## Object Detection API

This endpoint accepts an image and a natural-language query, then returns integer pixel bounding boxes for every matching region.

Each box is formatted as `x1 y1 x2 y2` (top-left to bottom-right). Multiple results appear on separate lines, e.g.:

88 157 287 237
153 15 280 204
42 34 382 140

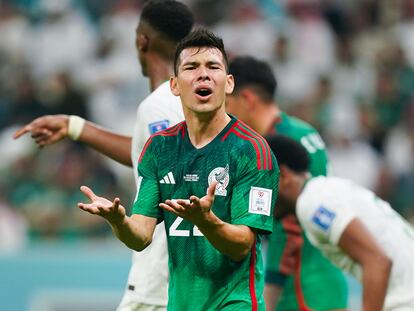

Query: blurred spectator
285 0 336 75
328 135 382 191
370 68 410 151
393 0 414 68
331 36 375 101
75 2 146 135
7 143 125 240
2 0 414 243
271 35 316 104
213 1 277 61
0 5 29 63
0 198 27 253
384 103 414 218
25 0 96 79
9 72 89 127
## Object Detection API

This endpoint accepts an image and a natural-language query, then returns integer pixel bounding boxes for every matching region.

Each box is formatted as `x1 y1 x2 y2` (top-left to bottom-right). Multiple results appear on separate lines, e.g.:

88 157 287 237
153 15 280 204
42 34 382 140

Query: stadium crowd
1 0 414 248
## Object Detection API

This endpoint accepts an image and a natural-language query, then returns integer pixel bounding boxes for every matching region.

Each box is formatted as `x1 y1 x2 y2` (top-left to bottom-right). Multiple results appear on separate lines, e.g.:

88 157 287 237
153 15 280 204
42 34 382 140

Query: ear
240 88 258 111
279 165 290 178
170 77 180 96
137 34 149 53
225 74 234 95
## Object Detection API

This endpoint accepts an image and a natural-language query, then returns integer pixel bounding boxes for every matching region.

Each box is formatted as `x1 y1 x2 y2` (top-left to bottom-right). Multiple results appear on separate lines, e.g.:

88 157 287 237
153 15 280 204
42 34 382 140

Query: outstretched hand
78 185 126 225
13 115 69 147
159 181 218 224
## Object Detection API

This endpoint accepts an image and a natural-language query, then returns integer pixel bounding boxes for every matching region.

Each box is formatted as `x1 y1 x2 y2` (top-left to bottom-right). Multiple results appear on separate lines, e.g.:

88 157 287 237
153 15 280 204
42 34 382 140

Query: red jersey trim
237 122 273 170
295 248 312 311
279 216 303 275
229 122 272 170
221 120 239 141
138 138 153 163
249 241 258 311
279 216 309 310
232 128 263 170
138 121 185 163
161 121 186 135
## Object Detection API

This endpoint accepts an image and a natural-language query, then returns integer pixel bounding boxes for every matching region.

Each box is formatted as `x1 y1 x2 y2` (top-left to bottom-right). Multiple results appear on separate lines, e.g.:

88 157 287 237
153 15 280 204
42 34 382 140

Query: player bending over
267 134 414 311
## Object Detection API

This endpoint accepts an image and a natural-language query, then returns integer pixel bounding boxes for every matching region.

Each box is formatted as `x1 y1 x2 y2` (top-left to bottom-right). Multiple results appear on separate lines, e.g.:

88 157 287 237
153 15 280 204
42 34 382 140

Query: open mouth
195 87 213 98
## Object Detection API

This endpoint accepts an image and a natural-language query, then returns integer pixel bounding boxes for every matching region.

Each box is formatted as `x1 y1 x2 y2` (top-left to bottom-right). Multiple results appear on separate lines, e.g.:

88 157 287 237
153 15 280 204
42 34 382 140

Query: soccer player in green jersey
77 30 279 310
226 56 348 311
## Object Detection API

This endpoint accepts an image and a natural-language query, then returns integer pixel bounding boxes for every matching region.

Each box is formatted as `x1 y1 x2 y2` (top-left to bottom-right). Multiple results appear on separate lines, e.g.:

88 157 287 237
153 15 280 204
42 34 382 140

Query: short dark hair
173 28 229 76
229 56 277 101
266 135 309 173
141 0 194 43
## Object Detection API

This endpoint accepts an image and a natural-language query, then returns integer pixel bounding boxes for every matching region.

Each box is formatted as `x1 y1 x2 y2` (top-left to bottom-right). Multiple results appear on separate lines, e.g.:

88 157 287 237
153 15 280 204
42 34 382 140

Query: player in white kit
266 135 414 311
13 1 194 310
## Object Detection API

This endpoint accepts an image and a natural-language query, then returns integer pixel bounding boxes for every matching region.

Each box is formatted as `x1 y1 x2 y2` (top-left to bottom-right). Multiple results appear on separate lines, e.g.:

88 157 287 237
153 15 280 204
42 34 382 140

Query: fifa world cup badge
208 164 230 196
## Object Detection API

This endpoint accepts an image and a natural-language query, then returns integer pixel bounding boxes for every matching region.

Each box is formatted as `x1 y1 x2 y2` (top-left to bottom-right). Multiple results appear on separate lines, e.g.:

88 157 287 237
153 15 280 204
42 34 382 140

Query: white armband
68 115 85 141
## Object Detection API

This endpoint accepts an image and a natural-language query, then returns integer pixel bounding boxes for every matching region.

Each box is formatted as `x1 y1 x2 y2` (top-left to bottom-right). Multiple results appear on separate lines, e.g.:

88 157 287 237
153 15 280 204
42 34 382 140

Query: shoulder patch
149 120 170 134
311 206 336 231
249 187 272 216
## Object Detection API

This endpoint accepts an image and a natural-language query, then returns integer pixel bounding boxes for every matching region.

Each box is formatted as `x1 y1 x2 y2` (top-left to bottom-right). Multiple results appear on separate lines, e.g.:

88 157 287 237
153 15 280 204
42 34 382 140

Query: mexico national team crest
208 164 230 196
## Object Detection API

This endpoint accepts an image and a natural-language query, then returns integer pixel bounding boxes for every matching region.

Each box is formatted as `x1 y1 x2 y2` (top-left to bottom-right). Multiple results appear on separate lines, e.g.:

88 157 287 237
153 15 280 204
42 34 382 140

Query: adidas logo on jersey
160 172 176 184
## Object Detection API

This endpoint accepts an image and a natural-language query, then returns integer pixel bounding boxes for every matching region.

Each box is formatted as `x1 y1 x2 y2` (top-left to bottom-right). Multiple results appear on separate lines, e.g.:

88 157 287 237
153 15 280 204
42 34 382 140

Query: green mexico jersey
266 112 348 310
133 116 279 310
273 112 328 177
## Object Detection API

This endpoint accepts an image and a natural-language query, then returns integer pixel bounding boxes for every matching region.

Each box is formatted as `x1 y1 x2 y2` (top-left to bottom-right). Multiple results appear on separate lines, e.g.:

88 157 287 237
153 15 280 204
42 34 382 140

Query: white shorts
117 293 166 311
117 223 169 311
386 307 414 311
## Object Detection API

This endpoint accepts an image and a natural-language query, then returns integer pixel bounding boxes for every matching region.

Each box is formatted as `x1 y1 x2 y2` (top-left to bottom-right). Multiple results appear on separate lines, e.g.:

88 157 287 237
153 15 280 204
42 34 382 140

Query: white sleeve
297 195 357 246
134 96 180 153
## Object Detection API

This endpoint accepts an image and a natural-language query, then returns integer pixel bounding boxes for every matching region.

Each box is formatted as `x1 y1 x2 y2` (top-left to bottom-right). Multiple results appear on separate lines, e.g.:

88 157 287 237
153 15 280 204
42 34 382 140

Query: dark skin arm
338 218 392 311
13 115 133 166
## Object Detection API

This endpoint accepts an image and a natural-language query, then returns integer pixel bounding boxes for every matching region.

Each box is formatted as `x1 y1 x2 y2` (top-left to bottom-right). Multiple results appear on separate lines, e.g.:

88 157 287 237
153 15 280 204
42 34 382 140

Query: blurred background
1 0 413 310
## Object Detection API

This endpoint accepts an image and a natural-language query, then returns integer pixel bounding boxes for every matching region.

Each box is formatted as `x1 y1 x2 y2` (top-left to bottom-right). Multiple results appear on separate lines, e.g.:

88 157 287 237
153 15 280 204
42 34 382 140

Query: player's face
171 47 234 115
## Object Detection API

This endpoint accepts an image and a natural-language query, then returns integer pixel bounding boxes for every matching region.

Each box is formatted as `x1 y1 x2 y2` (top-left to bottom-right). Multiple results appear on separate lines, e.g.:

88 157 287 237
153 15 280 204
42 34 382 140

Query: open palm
78 185 125 225
159 181 217 224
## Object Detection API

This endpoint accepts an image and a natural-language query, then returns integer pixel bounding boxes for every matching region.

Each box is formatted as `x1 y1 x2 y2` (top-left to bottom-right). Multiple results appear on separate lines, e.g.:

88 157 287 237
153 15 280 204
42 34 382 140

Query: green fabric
266 113 348 310
275 112 328 177
134 116 279 310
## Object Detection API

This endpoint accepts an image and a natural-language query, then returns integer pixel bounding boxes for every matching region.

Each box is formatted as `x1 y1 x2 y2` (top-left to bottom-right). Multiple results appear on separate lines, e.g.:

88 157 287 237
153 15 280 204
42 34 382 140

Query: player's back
274 112 328 177
298 176 414 310
268 112 348 310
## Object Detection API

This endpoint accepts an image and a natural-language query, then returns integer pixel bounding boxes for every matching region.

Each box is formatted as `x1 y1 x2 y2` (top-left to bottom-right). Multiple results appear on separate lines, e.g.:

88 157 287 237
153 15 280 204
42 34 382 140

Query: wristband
68 115 85 141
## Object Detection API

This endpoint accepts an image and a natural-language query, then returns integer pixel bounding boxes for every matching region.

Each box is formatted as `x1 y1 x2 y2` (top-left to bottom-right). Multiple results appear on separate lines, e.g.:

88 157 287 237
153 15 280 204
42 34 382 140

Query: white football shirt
297 176 414 311
123 81 183 306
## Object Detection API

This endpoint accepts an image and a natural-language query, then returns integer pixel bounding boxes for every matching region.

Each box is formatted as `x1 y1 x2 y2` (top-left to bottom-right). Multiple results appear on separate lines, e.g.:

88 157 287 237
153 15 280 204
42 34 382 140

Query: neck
185 107 231 149
146 54 173 91
291 174 308 209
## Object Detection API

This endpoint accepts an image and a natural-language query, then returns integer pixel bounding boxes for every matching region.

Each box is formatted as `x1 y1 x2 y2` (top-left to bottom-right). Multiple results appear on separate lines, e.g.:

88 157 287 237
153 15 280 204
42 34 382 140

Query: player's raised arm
13 114 69 145
338 219 392 311
13 114 133 167
78 185 157 251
